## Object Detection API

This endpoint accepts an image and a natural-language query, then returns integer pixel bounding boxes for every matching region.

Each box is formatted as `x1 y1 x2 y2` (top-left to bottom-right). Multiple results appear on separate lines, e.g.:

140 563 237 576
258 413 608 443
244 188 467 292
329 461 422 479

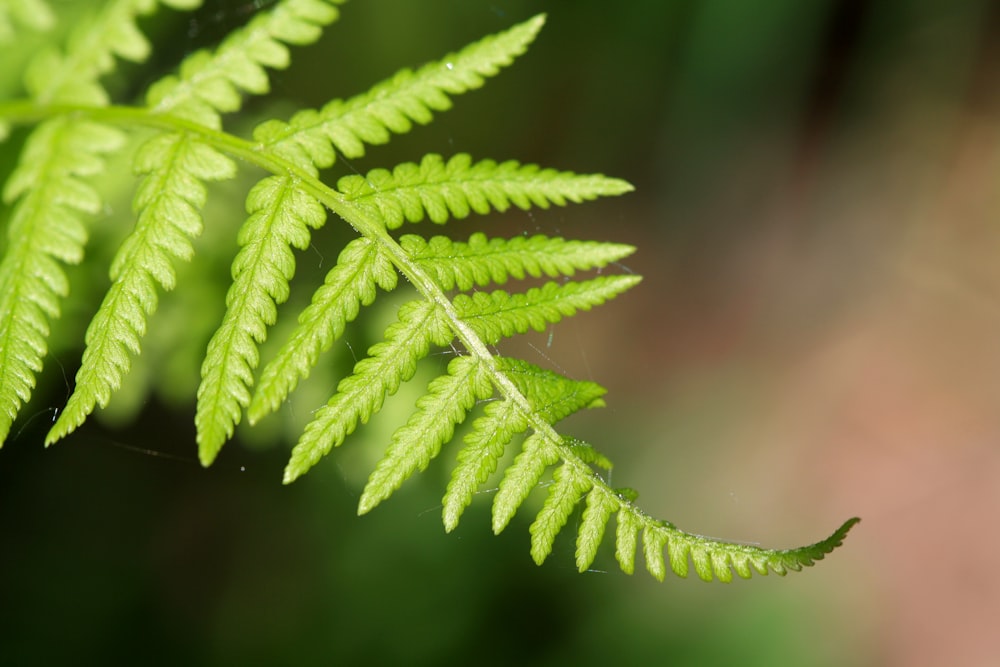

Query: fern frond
283 299 454 483
402 232 635 290
147 0 343 126
0 118 124 443
454 276 642 344
0 4 858 582
248 237 398 423
25 0 195 105
336 153 633 228
0 0 55 42
359 355 493 516
254 14 546 170
195 175 326 465
47 133 236 444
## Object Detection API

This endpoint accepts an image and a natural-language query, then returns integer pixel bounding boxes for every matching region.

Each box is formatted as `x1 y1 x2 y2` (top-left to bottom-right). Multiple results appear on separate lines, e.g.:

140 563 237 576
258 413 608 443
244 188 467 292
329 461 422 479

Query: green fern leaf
360 355 493 516
196 175 325 465
25 0 191 105
0 0 55 42
610 513 862 582
248 237 398 423
440 358 604 531
0 3 858 583
564 437 614 472
336 153 633 228
47 133 236 444
642 523 671 581
491 433 560 534
614 502 642 575
147 0 343 125
254 14 546 169
402 232 635 290
283 299 453 483
576 488 618 572
441 396 526 532
529 462 592 565
499 357 606 419
454 276 641 344
0 118 123 443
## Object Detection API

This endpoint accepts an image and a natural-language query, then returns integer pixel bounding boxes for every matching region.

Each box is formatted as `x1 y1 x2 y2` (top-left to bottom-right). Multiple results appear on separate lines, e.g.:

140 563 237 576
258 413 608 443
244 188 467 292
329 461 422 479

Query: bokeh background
2 0 1000 664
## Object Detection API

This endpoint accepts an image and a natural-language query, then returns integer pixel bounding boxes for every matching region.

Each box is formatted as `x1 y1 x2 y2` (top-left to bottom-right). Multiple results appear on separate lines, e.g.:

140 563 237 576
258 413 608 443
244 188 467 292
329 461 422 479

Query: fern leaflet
455 277 642 343
337 153 632 228
403 232 635 290
248 237 398 423
283 299 453 483
0 0 54 43
47 133 236 442
0 118 123 442
195 175 325 464
254 15 545 169
360 355 493 516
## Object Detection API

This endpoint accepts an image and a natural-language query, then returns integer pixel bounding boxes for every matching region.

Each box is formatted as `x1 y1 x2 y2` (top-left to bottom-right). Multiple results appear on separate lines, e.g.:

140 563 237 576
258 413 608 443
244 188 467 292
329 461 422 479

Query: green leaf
529 463 591 565
336 153 633 229
196 174 326 466
0 0 55 42
403 232 635 290
0 118 123 444
441 396 526 532
255 14 547 169
47 134 236 444
564 437 614 472
249 237 398 423
498 357 606 421
147 0 343 126
614 505 641 575
455 276 642 344
361 355 493 516
491 433 559 534
283 299 453 483
25 0 178 105
440 358 604 531
576 489 618 572
642 523 671 582
0 3 858 583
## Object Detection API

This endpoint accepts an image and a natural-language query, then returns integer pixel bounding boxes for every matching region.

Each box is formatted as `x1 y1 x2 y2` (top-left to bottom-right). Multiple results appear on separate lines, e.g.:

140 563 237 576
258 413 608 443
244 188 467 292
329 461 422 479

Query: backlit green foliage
0 0 857 581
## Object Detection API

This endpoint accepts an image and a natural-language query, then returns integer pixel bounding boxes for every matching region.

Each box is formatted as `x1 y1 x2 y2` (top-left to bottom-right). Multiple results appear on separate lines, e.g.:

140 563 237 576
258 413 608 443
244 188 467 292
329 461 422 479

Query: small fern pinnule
0 0 858 582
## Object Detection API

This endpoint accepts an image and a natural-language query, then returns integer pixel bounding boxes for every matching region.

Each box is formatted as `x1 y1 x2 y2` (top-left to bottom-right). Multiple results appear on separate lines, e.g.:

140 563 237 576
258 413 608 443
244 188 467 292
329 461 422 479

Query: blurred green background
3 0 1000 664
